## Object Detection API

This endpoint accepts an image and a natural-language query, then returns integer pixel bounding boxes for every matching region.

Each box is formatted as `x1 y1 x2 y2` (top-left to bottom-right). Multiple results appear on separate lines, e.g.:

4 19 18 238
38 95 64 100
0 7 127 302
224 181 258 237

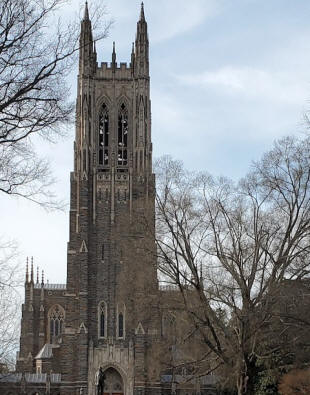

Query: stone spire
30 257 34 283
79 1 95 76
25 257 29 283
83 1 89 21
112 41 116 71
135 3 149 77
131 42 135 70
140 2 145 21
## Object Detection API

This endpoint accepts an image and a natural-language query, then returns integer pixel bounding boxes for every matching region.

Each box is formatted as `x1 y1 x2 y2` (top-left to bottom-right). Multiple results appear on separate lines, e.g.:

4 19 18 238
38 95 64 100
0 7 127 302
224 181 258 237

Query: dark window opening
118 104 128 166
99 104 109 165
104 149 109 166
50 319 53 338
55 319 59 335
118 313 124 338
99 150 103 166
49 305 64 340
99 302 106 338
101 244 104 260
83 149 87 171
100 312 105 337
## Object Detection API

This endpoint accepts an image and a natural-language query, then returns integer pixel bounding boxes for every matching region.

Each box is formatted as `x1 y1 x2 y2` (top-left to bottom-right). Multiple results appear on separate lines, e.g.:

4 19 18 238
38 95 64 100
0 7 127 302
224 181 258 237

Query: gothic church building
0 4 217 395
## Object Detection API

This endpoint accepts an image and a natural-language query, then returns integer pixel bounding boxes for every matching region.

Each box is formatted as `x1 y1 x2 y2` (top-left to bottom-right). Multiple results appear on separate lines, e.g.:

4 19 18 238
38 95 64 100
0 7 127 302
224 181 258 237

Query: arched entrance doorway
103 367 124 395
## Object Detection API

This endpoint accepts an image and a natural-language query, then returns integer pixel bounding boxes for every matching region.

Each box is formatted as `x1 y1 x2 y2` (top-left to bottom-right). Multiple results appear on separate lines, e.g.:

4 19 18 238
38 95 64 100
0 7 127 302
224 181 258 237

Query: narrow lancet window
118 313 124 338
99 104 109 166
118 103 128 166
98 301 107 338
100 311 105 337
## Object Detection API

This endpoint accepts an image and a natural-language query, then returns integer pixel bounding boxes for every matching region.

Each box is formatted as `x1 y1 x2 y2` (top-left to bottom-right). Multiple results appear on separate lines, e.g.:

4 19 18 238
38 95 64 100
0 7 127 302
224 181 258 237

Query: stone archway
88 343 134 395
103 367 124 395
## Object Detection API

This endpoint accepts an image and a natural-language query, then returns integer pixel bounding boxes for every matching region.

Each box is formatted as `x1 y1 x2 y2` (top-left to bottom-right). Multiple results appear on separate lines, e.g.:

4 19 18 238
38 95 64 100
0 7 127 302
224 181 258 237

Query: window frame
98 301 107 339
116 303 126 339
48 304 65 343
98 103 109 166
117 103 128 167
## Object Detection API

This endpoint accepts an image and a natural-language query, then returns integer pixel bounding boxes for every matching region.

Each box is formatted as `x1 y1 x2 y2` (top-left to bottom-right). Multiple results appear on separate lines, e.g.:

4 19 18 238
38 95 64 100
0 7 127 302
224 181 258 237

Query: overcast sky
1 0 310 284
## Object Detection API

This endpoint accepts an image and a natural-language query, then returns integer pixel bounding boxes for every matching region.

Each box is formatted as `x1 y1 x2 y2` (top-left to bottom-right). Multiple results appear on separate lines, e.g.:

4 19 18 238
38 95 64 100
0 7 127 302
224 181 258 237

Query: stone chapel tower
65 2 161 394
14 4 162 395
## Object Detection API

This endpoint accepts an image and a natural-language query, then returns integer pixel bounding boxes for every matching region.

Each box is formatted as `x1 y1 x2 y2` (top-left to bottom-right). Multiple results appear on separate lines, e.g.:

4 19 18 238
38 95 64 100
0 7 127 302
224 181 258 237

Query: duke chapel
0 4 217 395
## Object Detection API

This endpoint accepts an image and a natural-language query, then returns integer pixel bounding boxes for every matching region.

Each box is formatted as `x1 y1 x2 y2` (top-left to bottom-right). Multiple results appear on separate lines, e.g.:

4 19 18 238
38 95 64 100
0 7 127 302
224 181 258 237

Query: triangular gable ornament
135 322 145 335
78 322 88 334
80 240 88 253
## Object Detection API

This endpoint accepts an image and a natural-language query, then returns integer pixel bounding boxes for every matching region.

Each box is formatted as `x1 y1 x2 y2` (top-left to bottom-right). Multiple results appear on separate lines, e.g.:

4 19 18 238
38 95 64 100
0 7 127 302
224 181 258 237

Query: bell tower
63 3 160 394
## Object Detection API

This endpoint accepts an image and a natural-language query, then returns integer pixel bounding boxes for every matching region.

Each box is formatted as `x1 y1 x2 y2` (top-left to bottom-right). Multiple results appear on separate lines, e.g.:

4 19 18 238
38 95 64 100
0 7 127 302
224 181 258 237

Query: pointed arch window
116 303 125 339
98 301 107 338
118 103 128 166
48 305 65 343
99 104 109 166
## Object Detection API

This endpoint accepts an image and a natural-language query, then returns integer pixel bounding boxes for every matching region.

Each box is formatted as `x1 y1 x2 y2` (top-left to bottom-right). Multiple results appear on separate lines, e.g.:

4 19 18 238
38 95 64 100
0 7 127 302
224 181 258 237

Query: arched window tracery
48 305 65 342
98 103 109 166
98 301 107 338
118 103 128 166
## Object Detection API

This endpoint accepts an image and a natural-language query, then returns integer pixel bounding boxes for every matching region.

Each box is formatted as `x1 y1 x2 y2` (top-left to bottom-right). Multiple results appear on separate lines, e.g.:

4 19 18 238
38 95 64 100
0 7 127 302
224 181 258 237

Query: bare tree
0 240 22 370
155 136 310 395
0 0 111 208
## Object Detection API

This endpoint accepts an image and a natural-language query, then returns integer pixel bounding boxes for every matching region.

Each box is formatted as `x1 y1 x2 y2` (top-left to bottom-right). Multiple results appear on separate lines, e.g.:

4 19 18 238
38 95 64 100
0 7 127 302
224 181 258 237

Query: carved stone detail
88 343 134 395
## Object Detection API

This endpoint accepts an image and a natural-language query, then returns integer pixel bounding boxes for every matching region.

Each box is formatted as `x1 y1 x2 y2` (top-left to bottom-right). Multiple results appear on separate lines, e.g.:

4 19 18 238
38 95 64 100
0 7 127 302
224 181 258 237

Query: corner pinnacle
30 257 34 282
84 1 89 21
140 2 145 21
25 257 29 283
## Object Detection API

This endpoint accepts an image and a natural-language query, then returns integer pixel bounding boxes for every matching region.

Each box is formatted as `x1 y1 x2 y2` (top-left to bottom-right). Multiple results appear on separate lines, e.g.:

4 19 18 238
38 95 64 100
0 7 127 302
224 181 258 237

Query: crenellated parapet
96 62 133 80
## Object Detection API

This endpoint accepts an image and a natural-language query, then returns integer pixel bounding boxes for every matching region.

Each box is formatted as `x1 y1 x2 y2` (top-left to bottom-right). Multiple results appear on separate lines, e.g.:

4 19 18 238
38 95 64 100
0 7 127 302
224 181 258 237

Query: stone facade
0 4 217 395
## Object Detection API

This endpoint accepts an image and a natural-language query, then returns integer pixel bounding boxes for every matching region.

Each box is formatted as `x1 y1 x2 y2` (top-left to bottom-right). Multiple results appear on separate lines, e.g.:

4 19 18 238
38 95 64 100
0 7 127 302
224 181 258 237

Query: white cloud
176 66 309 105
147 0 221 42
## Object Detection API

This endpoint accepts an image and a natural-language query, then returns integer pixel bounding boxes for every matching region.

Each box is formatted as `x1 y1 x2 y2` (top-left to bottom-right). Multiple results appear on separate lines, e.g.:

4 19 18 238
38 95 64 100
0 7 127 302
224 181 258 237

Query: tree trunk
237 369 249 395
